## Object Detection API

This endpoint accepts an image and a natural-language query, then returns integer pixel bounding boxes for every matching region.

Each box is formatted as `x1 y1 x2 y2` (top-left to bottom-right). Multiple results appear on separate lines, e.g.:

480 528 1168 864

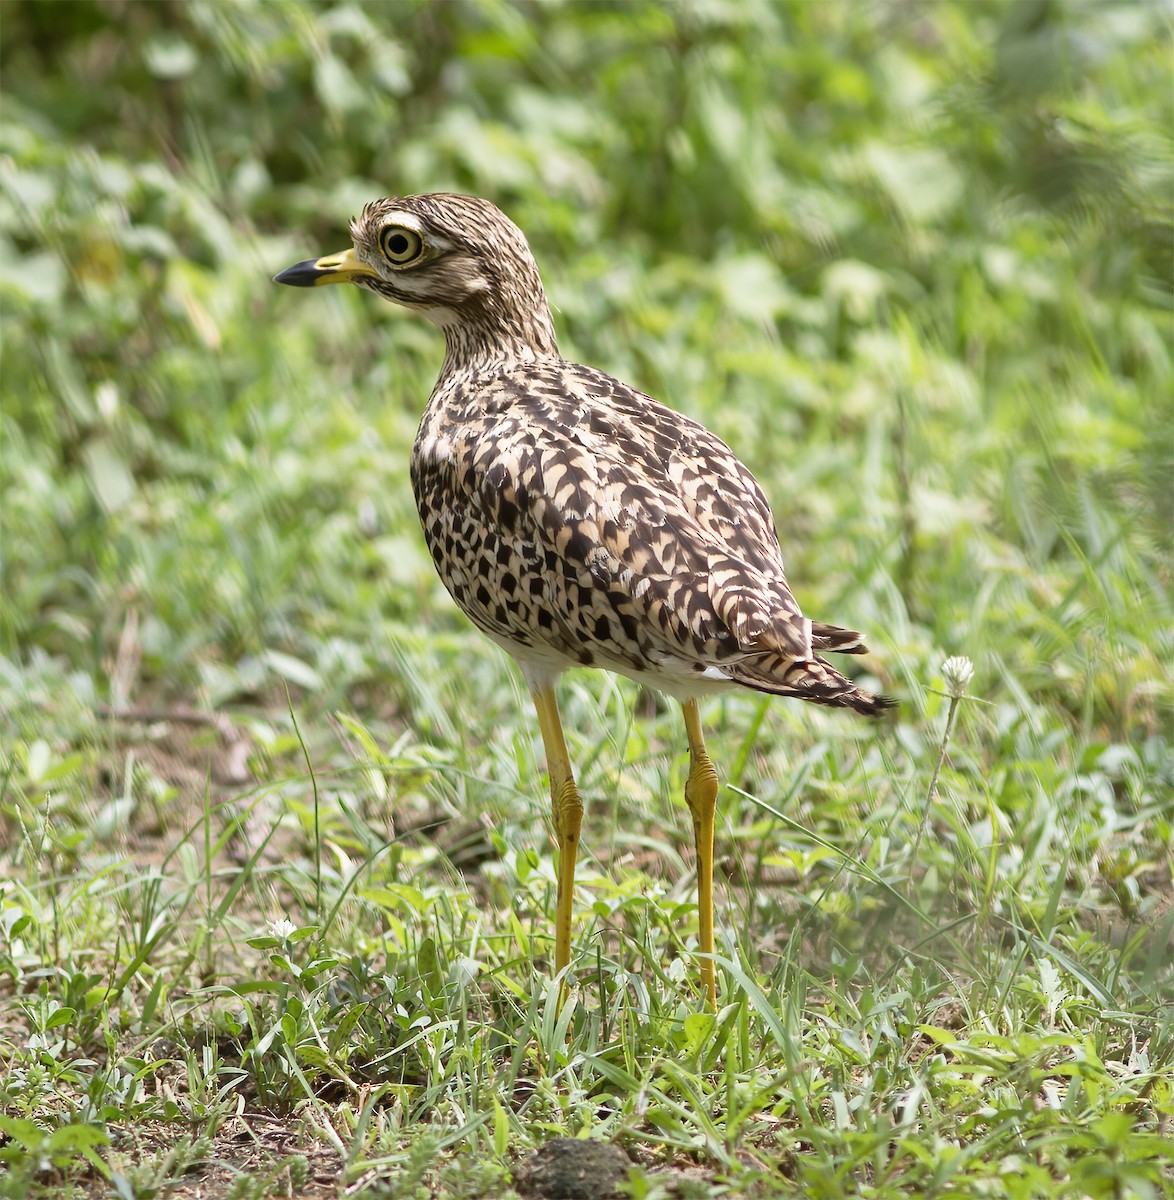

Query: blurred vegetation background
3 0 1170 738
1 1 1172 1194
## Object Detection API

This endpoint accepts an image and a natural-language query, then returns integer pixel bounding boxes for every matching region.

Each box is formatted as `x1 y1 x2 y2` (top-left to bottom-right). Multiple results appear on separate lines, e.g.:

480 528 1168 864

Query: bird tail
727 646 895 717
810 621 870 655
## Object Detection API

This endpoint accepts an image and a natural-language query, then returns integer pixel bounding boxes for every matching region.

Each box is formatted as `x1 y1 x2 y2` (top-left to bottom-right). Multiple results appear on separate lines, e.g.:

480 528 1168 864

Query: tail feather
727 650 896 717
810 621 869 655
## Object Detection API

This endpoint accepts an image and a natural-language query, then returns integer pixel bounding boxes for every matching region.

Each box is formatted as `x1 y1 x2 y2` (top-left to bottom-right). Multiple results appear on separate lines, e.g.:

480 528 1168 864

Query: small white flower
941 656 975 699
267 917 297 941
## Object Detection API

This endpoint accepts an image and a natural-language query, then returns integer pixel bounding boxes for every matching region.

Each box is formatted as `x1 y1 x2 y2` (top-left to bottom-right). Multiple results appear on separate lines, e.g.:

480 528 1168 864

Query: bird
274 193 893 1006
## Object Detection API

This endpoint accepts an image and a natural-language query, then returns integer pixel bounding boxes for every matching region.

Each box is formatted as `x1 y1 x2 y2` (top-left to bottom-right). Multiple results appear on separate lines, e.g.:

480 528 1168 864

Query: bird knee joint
552 778 583 830
686 759 719 809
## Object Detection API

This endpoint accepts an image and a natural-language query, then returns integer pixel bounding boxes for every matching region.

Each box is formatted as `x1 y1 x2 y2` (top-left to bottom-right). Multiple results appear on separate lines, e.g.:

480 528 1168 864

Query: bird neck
437 324 557 380
435 263 560 379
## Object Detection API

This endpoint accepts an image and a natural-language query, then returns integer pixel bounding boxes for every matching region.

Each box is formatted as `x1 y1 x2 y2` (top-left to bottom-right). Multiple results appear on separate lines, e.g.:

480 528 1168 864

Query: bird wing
412 361 814 676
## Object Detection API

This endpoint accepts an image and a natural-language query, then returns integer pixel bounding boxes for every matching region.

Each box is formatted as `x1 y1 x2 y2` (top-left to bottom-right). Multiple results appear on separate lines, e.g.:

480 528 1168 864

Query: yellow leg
682 698 719 1006
531 685 584 983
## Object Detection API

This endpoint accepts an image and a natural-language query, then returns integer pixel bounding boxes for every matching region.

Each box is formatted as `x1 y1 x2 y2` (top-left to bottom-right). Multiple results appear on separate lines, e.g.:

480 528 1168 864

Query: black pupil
388 233 411 256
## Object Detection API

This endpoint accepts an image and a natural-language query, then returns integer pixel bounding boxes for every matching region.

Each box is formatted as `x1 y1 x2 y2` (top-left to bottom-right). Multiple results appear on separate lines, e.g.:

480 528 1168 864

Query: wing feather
410 361 892 716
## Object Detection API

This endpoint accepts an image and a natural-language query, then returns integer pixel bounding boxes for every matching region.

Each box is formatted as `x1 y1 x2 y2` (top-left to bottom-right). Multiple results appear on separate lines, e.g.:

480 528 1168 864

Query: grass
2 536 1170 1197
2 1 1172 1197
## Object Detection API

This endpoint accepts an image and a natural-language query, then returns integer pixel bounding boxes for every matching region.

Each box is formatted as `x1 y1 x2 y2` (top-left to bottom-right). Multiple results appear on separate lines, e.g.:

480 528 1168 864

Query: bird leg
682 698 719 1006
530 686 584 984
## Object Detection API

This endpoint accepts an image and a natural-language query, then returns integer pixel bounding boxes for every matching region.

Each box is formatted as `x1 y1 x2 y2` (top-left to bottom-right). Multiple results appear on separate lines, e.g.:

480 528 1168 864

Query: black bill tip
273 259 328 287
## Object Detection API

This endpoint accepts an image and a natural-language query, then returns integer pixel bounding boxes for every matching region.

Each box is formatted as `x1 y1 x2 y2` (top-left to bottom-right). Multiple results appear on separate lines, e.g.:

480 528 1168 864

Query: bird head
274 193 558 362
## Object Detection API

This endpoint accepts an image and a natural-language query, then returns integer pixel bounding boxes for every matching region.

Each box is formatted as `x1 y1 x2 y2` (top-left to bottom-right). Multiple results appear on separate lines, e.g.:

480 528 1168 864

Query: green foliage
0 1116 108 1197
1 1 1171 1197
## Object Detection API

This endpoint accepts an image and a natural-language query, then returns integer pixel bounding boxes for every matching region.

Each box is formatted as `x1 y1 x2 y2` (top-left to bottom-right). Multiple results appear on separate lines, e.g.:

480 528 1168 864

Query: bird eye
380 225 424 265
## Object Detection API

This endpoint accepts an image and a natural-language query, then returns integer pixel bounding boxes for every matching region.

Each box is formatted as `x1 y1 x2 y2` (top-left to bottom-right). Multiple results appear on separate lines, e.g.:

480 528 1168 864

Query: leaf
0 249 65 305
314 54 366 114
492 1097 509 1159
362 884 429 912
336 713 385 762
330 1002 369 1053
245 936 281 950
24 739 51 784
84 986 115 1011
262 650 323 691
295 1043 331 1070
144 36 197 80
35 750 85 784
866 143 963 222
46 1007 77 1029
918 1024 959 1047
82 437 135 513
822 259 891 323
682 1011 716 1058
716 255 793 320
417 936 443 997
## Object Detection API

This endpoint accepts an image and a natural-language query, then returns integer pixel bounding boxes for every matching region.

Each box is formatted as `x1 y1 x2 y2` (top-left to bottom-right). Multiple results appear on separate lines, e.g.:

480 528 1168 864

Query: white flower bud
941 656 975 698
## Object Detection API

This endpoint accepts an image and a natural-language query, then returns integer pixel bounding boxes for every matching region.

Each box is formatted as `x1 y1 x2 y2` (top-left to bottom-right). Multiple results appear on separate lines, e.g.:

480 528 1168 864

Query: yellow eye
380 225 424 265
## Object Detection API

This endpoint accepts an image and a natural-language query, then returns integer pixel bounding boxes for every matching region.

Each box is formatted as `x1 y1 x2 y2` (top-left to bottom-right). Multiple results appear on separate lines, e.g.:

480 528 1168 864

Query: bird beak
273 247 377 288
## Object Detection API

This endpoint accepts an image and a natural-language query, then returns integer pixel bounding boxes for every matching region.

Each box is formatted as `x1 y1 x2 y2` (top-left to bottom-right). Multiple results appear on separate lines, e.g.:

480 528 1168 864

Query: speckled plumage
411 356 884 709
275 193 893 1002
